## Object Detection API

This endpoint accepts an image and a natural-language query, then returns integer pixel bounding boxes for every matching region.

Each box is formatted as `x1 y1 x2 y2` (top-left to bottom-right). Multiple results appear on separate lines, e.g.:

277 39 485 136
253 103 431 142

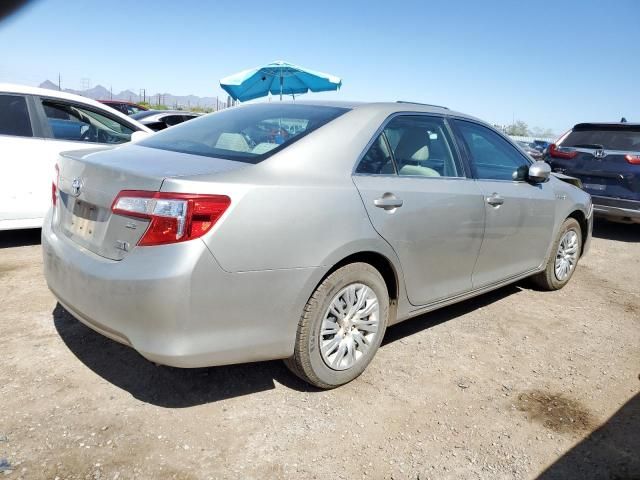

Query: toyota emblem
71 178 83 197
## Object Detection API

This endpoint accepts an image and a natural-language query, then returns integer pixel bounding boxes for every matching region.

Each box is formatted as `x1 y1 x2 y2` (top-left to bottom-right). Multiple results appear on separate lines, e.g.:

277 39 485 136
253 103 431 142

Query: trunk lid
54 144 247 260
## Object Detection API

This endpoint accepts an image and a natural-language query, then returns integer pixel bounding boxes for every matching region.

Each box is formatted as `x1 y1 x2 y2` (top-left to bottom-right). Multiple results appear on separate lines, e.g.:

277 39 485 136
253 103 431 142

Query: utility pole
110 85 113 100
58 73 61 91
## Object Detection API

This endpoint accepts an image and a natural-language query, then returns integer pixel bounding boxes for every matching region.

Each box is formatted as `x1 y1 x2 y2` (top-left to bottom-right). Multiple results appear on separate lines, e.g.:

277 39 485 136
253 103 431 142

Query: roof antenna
621 117 627 123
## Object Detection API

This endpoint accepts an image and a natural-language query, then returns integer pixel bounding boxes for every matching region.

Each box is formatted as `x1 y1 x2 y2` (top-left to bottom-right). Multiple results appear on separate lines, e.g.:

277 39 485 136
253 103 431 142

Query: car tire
531 218 582 291
284 262 389 389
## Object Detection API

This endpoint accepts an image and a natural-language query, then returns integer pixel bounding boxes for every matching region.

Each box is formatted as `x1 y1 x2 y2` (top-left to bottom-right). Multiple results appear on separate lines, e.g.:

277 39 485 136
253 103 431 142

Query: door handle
374 194 403 210
486 193 504 206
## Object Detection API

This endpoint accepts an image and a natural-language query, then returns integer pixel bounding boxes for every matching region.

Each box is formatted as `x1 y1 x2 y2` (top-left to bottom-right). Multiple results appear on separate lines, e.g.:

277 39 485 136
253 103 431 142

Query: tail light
625 154 640 165
112 191 231 246
52 164 59 206
548 143 578 159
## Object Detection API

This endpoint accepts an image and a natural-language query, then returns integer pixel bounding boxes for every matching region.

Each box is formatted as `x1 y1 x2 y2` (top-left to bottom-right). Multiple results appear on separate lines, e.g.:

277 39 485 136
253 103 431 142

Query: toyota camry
43 101 592 388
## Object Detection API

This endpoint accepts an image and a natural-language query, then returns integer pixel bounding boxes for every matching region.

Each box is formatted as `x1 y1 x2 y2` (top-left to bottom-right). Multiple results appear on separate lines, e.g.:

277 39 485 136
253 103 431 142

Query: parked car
131 110 201 131
517 141 544 160
99 100 148 116
0 83 152 231
545 122 640 223
43 102 592 388
532 140 550 152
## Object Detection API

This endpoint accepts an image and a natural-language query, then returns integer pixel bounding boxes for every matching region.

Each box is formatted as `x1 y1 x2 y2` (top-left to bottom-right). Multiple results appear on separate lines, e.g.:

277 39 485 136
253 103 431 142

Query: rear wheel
531 218 582 291
285 263 389 389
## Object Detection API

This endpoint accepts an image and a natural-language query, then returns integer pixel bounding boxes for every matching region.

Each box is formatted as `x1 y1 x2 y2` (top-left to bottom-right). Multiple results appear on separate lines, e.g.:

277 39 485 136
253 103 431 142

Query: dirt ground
1 221 638 480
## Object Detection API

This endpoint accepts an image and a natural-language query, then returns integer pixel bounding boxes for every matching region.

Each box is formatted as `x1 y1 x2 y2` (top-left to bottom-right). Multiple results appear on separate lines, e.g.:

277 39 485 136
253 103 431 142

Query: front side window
453 120 530 181
139 104 348 164
356 115 462 177
0 94 33 137
42 100 134 144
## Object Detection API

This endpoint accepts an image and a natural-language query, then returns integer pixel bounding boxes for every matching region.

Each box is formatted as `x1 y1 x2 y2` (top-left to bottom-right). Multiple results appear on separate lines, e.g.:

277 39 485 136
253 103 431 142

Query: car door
352 115 485 306
0 93 56 226
451 119 556 287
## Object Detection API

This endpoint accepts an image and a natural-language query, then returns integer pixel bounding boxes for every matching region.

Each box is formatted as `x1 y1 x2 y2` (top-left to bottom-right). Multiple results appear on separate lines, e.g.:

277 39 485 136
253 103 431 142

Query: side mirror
528 161 551 184
130 130 151 143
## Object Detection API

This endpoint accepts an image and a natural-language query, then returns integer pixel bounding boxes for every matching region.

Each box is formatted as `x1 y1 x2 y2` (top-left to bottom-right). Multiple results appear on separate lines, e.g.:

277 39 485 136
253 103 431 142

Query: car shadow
537 393 640 479
52 303 317 407
0 228 41 249
53 284 522 407
383 284 521 346
592 219 640 242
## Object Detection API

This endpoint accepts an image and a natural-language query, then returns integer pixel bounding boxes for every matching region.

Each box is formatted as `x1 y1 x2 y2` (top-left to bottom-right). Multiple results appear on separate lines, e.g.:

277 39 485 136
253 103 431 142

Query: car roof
131 109 200 120
573 122 640 129
99 100 143 106
243 100 477 122
0 83 154 132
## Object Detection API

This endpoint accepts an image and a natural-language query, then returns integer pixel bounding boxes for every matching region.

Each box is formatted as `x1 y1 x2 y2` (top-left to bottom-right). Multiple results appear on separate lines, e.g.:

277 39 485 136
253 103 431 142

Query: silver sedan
43 101 592 388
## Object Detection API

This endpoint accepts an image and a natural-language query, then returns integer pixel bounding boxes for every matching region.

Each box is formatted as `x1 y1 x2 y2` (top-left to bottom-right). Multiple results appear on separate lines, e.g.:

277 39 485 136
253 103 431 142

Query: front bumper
592 195 640 223
42 212 321 368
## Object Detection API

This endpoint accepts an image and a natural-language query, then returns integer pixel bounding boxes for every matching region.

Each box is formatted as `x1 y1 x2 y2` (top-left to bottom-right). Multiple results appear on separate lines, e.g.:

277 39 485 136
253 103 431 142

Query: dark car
130 110 201 131
517 141 544 160
545 122 640 223
99 100 148 116
531 140 550 153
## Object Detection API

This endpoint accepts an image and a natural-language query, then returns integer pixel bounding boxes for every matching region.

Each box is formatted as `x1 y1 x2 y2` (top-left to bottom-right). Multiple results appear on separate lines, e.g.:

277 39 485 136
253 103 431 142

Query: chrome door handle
486 193 504 206
374 194 403 210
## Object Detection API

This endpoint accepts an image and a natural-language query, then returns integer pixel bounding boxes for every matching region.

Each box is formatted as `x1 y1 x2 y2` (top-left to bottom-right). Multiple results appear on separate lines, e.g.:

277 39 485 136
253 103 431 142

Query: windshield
138 103 349 163
131 110 160 120
562 125 640 151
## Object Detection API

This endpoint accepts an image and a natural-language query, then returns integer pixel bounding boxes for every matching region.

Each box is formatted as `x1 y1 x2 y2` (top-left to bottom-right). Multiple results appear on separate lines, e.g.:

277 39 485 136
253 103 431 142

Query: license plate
68 201 98 238
583 183 606 191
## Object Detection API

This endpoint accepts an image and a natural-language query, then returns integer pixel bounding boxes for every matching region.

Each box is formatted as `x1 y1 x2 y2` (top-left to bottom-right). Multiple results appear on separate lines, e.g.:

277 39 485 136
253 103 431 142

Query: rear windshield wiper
569 143 605 149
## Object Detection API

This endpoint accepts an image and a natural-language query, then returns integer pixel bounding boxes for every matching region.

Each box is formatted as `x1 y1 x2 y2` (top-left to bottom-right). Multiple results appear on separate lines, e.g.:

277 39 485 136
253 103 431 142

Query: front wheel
531 217 582 291
285 263 389 389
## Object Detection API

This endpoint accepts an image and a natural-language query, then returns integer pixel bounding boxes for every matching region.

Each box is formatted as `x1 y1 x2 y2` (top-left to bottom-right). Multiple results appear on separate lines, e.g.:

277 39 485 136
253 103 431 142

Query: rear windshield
138 104 349 163
562 125 640 151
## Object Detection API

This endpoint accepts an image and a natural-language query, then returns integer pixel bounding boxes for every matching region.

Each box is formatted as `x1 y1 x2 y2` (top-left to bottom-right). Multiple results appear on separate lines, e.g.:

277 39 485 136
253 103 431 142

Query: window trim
0 92 39 139
449 117 533 183
35 95 142 143
352 112 470 179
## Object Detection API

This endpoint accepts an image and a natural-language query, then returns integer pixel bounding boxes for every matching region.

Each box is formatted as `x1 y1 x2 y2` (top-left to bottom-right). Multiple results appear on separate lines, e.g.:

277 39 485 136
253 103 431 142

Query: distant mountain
38 80 226 109
39 80 58 90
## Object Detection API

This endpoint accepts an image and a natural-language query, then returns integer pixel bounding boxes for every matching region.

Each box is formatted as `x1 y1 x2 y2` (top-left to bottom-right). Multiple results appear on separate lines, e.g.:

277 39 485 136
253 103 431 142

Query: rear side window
356 115 462 177
561 126 640 151
0 94 32 137
162 115 185 126
356 134 395 174
138 104 349 163
42 100 134 144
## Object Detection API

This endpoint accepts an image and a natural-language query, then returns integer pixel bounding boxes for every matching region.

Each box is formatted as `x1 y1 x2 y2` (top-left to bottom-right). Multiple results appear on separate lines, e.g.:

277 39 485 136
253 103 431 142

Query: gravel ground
1 220 639 480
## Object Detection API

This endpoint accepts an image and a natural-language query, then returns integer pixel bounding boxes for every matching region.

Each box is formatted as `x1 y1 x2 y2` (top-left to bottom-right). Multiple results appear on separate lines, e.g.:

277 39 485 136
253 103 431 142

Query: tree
530 126 556 138
505 120 529 136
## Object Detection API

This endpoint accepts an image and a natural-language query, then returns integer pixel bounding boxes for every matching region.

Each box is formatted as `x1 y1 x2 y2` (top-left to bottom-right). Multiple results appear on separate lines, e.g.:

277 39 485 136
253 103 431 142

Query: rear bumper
42 212 321 368
592 196 640 223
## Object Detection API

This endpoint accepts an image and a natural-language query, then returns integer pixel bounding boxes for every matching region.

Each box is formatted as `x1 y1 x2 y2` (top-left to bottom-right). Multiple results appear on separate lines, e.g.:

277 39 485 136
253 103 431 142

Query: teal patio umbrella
220 60 342 102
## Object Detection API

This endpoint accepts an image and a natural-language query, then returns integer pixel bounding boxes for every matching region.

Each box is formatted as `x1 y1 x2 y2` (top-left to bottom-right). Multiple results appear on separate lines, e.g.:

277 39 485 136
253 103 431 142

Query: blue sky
1 0 638 133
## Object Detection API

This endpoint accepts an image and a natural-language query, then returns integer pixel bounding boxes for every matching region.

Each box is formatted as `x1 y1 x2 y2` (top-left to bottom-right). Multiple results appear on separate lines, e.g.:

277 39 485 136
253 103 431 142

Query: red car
99 100 148 116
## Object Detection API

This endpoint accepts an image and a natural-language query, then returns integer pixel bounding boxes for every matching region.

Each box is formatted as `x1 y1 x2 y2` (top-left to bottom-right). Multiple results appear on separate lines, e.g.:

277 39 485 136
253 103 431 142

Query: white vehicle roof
0 83 153 133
